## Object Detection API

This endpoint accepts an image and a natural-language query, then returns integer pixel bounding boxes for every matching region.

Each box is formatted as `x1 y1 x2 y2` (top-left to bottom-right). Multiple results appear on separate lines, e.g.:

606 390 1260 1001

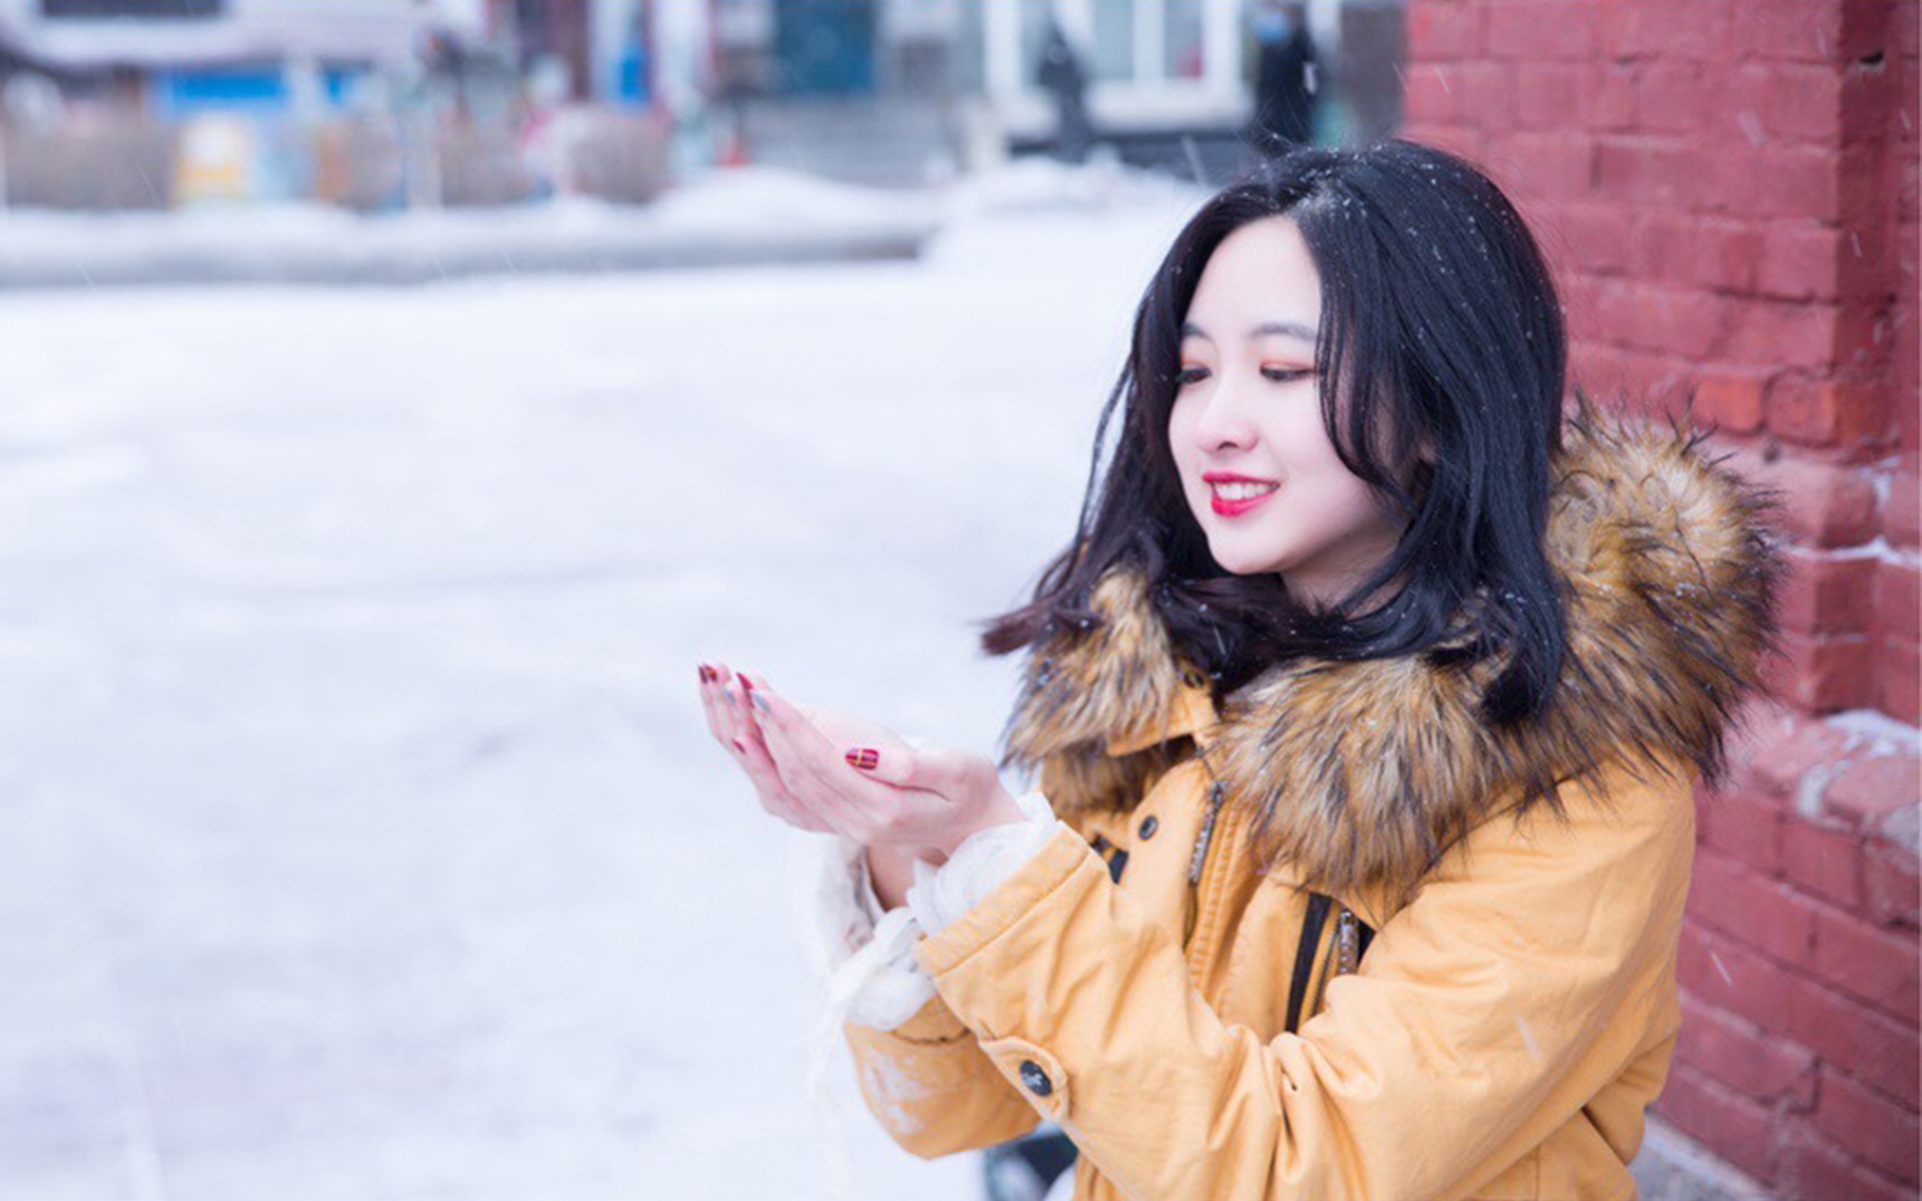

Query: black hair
976 137 1574 728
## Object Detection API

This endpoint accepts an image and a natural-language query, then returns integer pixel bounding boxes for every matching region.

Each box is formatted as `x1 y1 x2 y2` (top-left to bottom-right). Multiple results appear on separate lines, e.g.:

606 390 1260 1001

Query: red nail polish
698 664 712 683
846 748 879 770
740 675 755 694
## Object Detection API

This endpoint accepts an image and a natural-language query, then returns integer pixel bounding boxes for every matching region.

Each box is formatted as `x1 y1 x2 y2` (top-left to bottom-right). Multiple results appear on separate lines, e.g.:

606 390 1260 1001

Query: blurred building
0 0 1414 205
712 0 1406 189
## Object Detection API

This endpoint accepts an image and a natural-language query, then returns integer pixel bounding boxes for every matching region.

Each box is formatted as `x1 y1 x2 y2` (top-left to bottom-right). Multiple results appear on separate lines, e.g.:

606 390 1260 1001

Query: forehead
1184 215 1321 334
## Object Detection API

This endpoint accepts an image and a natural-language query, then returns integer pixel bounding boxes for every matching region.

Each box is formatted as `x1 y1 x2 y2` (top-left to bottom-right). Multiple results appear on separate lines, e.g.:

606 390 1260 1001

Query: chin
1206 537 1289 577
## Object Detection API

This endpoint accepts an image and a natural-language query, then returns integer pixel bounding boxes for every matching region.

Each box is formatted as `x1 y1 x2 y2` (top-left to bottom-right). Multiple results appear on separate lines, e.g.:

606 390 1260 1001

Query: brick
1486 1 1595 61
1501 132 1595 202
1776 1124 1866 1201
1765 630 1876 713
1810 1067 1922 1185
1406 64 1463 126
1690 370 1769 435
1731 1 1846 64
1597 139 1696 207
1722 146 1842 222
1757 224 1845 302
1875 561 1920 645
1458 61 1513 129
1562 204 1631 275
1407 2 1480 61
1765 64 1847 143
1767 376 1896 454
1864 840 1921 929
1724 448 1878 549
1777 551 1876 636
1724 299 1857 371
1605 1 1730 62
1825 753 1922 829
1740 708 1851 802
1849 1166 1917 1201
1785 976 1922 1110
1629 287 1730 359
1689 222 1764 294
1886 461 1920 549
1580 62 1637 131
1687 846 1819 963
1514 63 1583 130
1810 901 1921 1023
1784 817 1867 910
1877 637 1919 730
1716 65 1772 150
1653 1064 1776 1184
1681 924 1791 1031
1699 788 1786 874
1636 61 1711 135
1676 995 1817 1107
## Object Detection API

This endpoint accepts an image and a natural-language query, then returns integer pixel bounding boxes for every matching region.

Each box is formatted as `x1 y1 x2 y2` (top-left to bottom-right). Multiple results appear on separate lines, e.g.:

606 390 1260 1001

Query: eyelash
1176 366 1314 386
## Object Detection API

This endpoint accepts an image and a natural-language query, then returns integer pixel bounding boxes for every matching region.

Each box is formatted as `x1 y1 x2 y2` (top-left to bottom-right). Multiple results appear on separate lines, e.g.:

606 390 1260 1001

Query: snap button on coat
1019 1059 1053 1097
1137 815 1158 839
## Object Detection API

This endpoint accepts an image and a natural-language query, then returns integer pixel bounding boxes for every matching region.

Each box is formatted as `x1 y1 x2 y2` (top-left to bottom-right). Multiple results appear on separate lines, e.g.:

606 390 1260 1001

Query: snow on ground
0 160 1211 1199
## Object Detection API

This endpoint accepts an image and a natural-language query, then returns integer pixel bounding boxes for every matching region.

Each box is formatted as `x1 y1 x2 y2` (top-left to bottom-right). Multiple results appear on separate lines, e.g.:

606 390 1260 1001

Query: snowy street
0 162 1209 1200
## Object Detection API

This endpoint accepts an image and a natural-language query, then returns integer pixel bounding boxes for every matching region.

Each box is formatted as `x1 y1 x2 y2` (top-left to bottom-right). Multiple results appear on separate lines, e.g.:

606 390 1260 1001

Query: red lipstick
1203 471 1280 518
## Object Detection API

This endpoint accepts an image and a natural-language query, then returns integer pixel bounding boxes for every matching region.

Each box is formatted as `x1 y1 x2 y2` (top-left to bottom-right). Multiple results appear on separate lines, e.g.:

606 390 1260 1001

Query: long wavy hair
976 137 1576 728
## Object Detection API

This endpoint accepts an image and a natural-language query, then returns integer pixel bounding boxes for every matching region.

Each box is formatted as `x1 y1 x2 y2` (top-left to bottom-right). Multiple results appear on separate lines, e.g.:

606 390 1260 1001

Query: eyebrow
1181 320 1319 344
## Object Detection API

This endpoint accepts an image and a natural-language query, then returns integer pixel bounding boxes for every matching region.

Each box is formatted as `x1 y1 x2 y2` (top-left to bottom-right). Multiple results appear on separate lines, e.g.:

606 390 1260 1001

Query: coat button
1018 1059 1053 1097
1138 815 1158 840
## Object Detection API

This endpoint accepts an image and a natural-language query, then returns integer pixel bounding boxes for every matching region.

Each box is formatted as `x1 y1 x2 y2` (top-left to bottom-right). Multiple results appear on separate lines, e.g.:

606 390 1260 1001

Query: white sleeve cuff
810 765 1061 1032
904 786 1061 938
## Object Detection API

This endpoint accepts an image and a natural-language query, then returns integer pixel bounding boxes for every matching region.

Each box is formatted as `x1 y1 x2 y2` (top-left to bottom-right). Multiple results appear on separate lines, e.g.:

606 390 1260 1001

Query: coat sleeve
909 759 1699 1200
829 792 1062 1159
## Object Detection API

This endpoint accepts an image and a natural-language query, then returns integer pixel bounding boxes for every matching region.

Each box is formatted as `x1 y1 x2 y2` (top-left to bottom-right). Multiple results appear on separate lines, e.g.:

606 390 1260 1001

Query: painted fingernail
846 748 879 770
698 664 711 682
740 675 756 695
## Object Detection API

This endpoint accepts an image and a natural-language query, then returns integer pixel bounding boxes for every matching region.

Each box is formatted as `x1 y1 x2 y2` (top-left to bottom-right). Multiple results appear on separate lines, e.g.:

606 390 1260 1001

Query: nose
1188 379 1257 454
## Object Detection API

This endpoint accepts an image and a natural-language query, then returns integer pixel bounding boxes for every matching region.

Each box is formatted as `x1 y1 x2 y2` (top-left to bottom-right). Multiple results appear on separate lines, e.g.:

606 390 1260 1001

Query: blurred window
1164 0 1204 79
42 0 223 17
1090 0 1134 81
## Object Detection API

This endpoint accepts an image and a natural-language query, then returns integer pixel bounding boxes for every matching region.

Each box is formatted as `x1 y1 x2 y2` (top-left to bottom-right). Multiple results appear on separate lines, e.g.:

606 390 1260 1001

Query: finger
846 741 992 803
751 678 953 845
696 662 737 748
748 677 873 824
710 664 836 834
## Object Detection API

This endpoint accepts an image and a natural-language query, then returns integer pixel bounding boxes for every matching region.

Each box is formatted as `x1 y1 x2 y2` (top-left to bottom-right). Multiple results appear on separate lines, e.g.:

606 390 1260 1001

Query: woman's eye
1176 365 1312 387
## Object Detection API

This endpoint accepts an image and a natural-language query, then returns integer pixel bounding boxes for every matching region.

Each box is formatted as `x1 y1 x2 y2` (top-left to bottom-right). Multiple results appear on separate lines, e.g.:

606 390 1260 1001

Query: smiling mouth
1209 480 1279 516
1210 481 1279 501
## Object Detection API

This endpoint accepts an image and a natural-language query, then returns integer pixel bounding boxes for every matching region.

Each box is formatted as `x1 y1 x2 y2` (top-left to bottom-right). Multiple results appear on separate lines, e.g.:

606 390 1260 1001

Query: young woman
695 138 1787 1201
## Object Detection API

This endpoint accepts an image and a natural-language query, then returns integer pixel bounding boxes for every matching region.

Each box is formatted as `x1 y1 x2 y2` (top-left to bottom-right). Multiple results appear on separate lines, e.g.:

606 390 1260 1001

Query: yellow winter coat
843 406 1786 1201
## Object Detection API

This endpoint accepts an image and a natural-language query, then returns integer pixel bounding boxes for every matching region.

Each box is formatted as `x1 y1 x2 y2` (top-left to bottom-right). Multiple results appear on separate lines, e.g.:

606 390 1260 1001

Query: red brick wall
1403 2 1920 1197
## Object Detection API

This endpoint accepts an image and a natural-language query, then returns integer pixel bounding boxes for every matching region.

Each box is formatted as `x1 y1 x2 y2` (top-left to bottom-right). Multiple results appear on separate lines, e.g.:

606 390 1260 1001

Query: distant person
1036 20 1095 164
1250 1 1318 154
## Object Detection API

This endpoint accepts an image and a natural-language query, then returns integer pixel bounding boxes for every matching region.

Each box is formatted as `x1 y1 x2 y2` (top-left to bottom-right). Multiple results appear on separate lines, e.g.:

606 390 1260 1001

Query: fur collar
998 402 1789 913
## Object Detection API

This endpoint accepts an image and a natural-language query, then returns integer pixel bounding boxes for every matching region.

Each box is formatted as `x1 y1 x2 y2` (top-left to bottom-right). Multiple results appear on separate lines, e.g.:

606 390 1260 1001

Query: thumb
846 736 989 798
840 731 943 789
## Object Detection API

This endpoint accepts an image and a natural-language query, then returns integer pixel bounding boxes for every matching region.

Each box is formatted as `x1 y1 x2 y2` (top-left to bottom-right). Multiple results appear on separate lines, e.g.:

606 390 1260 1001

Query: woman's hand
698 662 1026 859
696 661 835 834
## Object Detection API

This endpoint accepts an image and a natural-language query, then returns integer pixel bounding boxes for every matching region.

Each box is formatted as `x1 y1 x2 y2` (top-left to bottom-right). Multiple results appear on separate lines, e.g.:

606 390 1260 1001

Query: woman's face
1168 214 1412 608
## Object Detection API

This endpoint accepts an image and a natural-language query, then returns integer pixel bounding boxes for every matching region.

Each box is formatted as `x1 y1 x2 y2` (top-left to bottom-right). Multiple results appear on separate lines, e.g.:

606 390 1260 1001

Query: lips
1203 471 1280 517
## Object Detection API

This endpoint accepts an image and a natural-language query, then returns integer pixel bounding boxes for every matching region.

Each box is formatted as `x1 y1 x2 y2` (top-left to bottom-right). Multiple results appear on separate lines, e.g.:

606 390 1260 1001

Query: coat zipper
1181 781 1228 950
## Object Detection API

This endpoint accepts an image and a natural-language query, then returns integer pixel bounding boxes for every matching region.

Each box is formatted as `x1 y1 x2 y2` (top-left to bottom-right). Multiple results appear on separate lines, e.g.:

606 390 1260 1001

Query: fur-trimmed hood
998 402 1790 911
